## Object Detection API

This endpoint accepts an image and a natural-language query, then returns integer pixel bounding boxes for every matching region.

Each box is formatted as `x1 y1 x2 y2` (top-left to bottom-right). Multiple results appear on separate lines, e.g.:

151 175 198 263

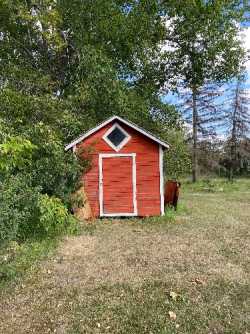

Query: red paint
102 156 134 214
77 120 162 217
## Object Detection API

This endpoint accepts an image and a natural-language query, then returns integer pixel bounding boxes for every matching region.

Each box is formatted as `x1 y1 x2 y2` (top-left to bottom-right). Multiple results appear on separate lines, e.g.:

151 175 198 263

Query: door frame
99 153 137 217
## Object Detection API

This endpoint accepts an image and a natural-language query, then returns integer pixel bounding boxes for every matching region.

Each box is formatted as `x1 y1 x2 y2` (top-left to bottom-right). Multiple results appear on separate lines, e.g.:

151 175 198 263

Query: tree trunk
229 81 239 181
229 131 237 181
192 87 198 182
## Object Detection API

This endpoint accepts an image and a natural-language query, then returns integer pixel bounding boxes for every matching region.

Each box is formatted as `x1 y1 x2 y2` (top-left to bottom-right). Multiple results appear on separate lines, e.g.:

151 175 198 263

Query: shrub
38 194 78 237
0 175 40 246
0 175 78 246
25 123 87 206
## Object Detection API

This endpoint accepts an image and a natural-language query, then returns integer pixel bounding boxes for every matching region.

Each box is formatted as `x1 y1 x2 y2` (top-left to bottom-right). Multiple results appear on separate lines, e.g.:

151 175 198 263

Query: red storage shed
65 116 169 218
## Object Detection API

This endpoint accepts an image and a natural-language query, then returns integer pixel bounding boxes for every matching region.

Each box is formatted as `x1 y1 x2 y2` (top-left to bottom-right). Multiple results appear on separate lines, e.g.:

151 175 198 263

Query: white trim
159 145 164 216
99 154 104 216
100 153 136 158
101 212 137 217
102 123 131 152
65 115 169 150
132 153 137 216
99 153 137 217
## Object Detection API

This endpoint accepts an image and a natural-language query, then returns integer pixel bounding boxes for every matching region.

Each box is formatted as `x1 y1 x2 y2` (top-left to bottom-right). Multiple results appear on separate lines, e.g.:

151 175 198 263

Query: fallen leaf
169 291 178 301
192 278 205 285
168 311 177 320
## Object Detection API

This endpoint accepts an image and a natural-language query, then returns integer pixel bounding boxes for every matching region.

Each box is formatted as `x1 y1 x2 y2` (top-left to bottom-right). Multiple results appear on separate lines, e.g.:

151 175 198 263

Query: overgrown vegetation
0 136 82 246
0 1 191 249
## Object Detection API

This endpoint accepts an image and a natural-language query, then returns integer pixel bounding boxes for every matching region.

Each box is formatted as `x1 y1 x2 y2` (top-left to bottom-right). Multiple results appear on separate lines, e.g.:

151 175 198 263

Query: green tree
164 129 191 179
161 0 248 182
0 137 37 174
0 0 179 139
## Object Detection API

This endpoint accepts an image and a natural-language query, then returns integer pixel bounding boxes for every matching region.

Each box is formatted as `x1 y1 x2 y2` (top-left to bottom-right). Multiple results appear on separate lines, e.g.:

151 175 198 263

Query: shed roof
65 115 169 151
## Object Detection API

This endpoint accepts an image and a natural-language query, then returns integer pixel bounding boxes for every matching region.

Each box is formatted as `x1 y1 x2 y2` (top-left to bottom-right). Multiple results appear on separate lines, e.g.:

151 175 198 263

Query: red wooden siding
102 156 134 214
78 120 161 217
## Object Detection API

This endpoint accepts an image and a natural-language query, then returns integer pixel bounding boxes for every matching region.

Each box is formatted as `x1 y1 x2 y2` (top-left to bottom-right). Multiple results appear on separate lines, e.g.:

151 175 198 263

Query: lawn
0 179 249 334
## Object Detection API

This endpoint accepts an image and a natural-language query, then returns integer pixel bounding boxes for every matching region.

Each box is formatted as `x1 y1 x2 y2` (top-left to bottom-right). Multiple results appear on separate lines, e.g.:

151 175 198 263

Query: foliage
0 175 40 245
0 136 37 174
164 130 191 179
0 0 176 135
24 123 84 203
161 1 247 90
0 174 78 246
38 194 78 237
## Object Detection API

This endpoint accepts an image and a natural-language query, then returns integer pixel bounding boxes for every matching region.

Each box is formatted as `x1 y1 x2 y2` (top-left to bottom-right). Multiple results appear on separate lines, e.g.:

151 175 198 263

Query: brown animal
164 180 181 210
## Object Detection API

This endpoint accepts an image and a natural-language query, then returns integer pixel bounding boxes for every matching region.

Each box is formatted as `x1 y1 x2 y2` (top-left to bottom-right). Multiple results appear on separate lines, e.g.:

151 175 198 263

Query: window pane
107 127 126 147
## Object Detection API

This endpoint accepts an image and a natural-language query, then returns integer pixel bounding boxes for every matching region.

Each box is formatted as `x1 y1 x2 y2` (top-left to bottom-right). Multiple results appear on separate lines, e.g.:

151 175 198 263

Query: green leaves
164 129 191 178
161 0 247 89
0 136 37 173
38 194 77 236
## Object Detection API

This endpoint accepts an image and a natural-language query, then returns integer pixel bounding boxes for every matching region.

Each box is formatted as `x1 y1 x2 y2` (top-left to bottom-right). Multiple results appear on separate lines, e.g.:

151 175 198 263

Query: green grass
182 177 250 193
70 280 249 334
0 237 59 290
67 179 250 334
0 178 249 334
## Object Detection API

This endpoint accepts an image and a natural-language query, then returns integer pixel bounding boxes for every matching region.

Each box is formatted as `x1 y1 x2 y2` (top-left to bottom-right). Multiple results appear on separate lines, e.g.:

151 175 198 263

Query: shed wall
77 120 161 217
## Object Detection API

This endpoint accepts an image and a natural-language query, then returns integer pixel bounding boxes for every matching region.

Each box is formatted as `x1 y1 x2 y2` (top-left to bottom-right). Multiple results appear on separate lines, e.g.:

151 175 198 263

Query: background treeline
0 1 249 246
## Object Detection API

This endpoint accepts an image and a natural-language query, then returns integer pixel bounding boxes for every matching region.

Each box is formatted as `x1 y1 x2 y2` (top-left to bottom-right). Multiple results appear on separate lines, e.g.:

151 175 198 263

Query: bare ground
0 190 249 333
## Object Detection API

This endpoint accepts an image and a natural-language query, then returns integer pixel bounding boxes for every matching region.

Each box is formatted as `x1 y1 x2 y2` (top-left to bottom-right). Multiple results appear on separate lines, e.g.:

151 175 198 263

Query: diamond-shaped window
107 127 126 147
103 124 130 151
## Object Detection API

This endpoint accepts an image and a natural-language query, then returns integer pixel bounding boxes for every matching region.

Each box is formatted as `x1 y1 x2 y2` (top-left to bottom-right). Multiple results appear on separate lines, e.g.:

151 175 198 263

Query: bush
0 125 87 247
0 175 40 245
38 194 78 237
25 124 83 205
0 175 78 246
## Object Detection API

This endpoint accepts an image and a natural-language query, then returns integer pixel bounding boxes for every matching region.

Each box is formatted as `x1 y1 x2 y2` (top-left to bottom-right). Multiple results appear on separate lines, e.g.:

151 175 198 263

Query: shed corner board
159 145 164 216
